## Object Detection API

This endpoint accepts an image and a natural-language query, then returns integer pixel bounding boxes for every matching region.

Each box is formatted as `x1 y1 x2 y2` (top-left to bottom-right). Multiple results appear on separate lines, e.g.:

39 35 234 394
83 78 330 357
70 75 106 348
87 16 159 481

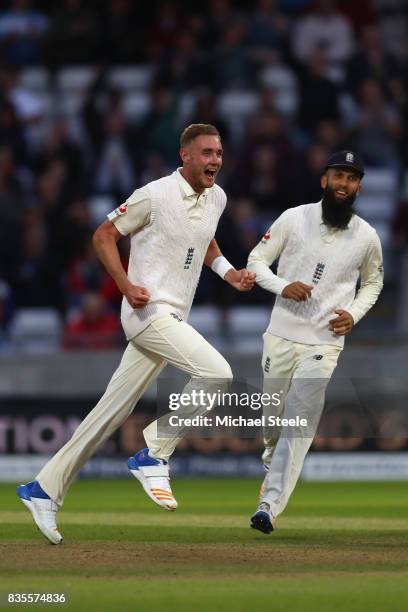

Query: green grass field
1 479 408 611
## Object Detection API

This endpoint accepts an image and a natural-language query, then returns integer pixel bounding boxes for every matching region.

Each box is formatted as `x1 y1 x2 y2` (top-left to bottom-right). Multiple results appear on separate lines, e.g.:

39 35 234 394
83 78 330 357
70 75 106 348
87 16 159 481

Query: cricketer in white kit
248 150 384 534
17 124 255 544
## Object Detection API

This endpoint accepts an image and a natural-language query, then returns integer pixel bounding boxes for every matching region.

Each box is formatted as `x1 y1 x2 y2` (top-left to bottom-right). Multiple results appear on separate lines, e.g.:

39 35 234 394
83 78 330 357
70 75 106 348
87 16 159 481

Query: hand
329 309 354 336
281 282 314 301
123 282 150 308
225 268 256 292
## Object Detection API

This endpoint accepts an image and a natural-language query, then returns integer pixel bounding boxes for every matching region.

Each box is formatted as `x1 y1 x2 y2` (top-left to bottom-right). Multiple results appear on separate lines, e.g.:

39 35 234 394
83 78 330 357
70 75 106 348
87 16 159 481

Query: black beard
321 186 357 230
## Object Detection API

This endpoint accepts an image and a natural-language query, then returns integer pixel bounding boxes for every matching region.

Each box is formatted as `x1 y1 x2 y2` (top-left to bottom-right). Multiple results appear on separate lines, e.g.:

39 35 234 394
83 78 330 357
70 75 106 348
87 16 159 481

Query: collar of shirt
174 168 209 202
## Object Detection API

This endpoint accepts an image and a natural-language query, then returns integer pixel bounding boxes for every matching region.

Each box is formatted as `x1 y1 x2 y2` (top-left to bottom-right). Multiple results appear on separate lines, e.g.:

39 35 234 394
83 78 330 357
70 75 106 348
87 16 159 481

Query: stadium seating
9 309 62 353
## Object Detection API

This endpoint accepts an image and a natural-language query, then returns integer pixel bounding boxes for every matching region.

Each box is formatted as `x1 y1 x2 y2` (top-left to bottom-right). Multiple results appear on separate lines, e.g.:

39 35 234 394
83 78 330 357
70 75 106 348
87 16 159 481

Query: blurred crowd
0 0 407 350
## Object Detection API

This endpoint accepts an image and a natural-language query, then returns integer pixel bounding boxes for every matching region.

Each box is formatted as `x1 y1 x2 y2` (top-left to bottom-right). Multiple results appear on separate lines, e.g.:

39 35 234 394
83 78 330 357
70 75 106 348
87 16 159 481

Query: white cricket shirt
248 201 383 347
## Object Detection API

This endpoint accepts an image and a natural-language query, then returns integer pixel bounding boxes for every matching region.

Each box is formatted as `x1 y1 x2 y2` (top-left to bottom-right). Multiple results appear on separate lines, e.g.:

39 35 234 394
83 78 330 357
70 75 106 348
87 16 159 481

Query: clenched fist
329 309 354 336
225 268 256 292
123 282 150 308
281 282 314 301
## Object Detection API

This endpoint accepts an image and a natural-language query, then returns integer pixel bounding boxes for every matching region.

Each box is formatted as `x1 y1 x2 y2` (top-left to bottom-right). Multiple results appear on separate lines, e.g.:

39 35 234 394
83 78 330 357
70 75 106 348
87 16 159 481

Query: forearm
347 234 384 324
347 278 383 324
204 239 223 267
246 210 292 295
92 231 129 294
204 239 235 280
247 255 289 295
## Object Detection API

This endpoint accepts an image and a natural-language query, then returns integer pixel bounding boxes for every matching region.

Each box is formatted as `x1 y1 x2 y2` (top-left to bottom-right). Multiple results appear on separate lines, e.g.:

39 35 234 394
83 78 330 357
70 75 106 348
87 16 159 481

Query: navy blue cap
326 150 365 177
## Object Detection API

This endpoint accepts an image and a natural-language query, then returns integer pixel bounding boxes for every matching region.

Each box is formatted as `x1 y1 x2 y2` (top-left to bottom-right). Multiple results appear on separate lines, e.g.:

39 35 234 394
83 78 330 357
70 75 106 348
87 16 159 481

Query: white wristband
211 255 234 280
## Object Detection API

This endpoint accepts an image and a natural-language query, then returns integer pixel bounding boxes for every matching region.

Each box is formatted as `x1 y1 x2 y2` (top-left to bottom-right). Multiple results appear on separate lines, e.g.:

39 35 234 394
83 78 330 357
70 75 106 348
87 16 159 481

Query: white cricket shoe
128 448 178 511
17 481 63 545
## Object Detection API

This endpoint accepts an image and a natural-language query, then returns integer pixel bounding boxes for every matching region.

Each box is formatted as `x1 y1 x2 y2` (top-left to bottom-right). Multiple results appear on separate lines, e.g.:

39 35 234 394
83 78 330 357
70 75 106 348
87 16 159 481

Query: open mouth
204 169 216 179
335 190 348 198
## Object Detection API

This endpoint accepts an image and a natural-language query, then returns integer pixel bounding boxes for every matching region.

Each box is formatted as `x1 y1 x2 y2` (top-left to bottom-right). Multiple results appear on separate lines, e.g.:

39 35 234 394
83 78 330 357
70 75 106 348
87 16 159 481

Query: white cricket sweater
248 202 383 347
121 172 226 339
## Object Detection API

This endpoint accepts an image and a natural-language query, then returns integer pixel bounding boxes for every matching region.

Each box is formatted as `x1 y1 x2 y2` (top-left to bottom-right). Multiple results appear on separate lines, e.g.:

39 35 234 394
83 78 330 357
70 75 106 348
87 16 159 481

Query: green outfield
1 478 408 611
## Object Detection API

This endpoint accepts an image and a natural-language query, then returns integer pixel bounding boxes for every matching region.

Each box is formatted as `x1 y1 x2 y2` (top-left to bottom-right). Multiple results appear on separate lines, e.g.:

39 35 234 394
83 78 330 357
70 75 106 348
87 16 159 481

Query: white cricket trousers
37 315 232 505
260 333 341 518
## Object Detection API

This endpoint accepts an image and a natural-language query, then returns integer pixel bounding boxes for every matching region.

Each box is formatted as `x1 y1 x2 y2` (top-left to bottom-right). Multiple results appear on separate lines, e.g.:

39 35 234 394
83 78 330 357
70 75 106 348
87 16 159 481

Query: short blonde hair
180 124 220 148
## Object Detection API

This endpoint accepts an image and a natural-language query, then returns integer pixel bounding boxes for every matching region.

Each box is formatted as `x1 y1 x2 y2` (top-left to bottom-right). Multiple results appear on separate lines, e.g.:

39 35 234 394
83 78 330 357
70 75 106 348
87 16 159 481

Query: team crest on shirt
184 247 195 269
312 262 325 284
262 230 271 243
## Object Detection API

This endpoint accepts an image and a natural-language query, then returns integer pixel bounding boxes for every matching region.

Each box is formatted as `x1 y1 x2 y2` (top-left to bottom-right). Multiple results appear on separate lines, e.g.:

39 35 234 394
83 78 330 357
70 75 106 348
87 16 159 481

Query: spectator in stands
258 49 299 117
0 279 14 351
315 118 347 152
0 0 49 65
103 0 144 64
156 30 208 92
213 199 269 306
0 65 44 133
233 197 265 253
36 162 68 217
46 0 102 68
136 86 180 166
346 78 401 168
94 105 136 200
292 0 354 80
188 89 230 145
65 240 124 311
81 67 113 159
0 97 27 165
392 199 408 332
372 0 408 62
248 0 290 59
0 144 24 216
237 109 297 210
241 144 281 211
213 21 255 89
394 73 408 173
82 81 136 199
9 212 63 311
294 142 330 202
337 0 377 34
0 65 45 158
297 47 340 136
32 120 85 191
346 24 402 99
139 153 171 185
50 197 92 271
0 144 26 279
204 0 241 48
146 1 181 54
62 292 121 350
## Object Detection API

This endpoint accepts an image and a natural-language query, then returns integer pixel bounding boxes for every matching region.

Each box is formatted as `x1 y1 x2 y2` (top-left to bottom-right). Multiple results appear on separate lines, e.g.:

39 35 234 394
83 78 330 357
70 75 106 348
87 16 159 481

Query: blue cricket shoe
17 480 63 544
128 448 178 511
250 502 274 534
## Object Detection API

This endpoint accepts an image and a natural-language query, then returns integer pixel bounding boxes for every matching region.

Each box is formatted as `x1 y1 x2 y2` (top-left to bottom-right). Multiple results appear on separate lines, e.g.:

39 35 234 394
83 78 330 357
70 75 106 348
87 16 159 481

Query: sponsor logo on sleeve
117 203 128 215
108 202 128 220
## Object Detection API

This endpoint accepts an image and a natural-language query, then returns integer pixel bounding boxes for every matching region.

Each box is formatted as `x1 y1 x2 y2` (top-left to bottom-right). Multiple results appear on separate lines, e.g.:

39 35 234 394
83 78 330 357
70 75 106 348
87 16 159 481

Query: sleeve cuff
345 306 360 325
274 277 291 296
